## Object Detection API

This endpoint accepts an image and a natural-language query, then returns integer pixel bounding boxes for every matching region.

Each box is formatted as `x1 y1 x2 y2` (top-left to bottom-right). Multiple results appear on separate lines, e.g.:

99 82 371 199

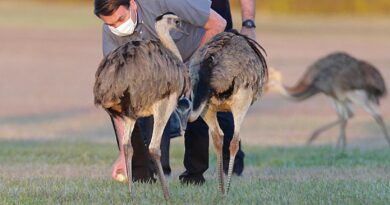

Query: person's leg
131 118 157 182
162 109 189 175
180 117 209 184
161 118 173 175
180 111 245 185
139 116 173 176
218 112 245 176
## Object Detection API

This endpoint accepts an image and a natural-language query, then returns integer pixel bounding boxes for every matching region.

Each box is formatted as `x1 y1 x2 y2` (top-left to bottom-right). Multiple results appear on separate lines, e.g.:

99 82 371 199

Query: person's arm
199 9 226 47
102 25 119 57
240 0 256 40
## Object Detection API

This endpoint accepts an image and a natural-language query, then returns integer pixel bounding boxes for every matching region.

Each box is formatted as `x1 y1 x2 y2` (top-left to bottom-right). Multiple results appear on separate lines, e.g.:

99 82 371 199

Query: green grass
1 140 390 204
2 177 389 204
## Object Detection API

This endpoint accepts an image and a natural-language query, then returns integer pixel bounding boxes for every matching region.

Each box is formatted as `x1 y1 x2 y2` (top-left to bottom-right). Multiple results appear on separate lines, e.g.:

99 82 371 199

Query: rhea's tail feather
191 57 212 113
231 30 268 83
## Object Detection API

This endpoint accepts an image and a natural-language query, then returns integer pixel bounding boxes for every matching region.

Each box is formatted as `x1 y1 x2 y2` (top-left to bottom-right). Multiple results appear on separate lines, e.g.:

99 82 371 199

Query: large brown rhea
266 52 389 148
188 30 268 195
94 13 190 200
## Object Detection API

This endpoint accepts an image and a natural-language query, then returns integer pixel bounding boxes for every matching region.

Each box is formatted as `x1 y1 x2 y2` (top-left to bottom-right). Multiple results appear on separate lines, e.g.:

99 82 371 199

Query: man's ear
130 0 137 10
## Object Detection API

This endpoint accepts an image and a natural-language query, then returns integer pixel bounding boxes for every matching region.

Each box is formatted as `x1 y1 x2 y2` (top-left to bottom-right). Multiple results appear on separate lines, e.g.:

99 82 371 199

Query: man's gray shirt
102 0 211 62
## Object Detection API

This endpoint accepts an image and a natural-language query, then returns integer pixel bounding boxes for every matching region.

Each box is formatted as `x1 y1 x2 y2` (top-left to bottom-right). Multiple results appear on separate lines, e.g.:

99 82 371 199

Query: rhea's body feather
190 30 267 113
94 37 190 118
282 52 386 103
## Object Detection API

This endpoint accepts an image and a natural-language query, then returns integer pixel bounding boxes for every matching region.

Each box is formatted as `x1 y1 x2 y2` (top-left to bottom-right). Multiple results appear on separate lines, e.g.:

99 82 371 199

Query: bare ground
0 16 389 149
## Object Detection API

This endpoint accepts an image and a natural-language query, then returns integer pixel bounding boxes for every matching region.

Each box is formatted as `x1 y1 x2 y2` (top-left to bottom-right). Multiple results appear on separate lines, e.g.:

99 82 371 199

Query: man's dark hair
94 0 130 17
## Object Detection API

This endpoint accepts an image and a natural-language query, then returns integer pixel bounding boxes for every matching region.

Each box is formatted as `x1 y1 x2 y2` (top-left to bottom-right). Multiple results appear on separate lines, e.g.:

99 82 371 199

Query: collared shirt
102 0 211 62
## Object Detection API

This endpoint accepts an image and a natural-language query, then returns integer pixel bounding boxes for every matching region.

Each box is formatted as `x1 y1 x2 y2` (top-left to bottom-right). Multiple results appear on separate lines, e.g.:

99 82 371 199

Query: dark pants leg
221 114 245 175
183 117 210 175
183 112 245 177
160 118 173 175
131 118 156 182
136 116 173 176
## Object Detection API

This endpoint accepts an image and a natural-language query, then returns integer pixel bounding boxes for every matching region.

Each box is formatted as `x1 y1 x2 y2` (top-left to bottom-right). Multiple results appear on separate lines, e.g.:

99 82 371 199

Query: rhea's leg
335 102 353 149
202 106 225 195
225 89 252 195
148 95 178 200
307 98 349 146
118 117 136 194
110 115 127 182
306 120 343 145
363 102 390 146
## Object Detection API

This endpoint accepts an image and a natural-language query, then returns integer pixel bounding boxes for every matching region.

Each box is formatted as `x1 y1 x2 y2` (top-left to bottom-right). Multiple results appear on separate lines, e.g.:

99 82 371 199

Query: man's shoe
163 166 171 176
133 176 156 183
179 171 205 185
133 166 157 183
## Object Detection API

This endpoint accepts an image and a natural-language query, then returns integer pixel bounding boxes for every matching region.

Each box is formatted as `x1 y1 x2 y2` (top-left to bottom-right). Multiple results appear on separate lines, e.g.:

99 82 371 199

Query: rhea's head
155 12 186 34
263 67 283 94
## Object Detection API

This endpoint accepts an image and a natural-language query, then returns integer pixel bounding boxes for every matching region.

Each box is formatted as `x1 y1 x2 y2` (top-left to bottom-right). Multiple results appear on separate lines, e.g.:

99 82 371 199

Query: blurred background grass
10 0 390 15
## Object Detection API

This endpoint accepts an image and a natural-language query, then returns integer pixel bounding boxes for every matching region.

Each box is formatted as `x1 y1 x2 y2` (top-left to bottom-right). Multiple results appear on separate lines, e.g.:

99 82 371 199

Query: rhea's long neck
273 81 293 98
155 25 182 62
271 79 315 101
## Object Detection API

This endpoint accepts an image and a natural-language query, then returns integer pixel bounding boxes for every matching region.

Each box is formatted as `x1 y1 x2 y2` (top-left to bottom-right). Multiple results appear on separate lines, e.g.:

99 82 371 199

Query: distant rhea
266 52 389 147
93 13 190 200
188 30 268 195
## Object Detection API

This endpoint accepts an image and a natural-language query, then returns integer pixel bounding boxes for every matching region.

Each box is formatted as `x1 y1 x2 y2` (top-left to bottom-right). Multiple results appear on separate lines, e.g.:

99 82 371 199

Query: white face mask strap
130 5 137 25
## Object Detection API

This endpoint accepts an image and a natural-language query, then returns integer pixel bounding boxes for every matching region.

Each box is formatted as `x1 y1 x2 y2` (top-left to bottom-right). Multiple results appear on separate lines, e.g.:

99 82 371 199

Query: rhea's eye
175 20 179 25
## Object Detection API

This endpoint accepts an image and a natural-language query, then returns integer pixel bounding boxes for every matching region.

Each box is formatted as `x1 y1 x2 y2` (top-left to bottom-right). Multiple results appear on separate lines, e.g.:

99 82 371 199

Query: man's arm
240 0 256 40
199 9 226 47
102 25 119 57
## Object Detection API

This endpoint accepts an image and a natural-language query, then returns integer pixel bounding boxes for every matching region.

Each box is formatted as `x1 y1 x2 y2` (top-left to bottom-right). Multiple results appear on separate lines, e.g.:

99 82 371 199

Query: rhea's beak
176 20 189 36
176 96 192 132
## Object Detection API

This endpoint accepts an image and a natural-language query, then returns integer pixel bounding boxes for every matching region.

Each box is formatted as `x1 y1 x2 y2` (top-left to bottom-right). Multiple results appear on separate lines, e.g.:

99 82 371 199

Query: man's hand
240 27 256 41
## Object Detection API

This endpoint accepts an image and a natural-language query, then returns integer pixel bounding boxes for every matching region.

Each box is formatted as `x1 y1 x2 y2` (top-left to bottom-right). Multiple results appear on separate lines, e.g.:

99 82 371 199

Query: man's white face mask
108 8 137 37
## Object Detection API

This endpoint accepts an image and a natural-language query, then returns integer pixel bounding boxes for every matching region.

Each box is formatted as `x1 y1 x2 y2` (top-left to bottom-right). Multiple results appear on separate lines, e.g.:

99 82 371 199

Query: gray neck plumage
155 24 182 62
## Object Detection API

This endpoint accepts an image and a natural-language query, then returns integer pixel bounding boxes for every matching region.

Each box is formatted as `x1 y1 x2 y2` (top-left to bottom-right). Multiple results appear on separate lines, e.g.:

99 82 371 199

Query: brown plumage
94 38 190 117
190 31 267 111
94 13 190 200
188 30 268 195
266 52 389 147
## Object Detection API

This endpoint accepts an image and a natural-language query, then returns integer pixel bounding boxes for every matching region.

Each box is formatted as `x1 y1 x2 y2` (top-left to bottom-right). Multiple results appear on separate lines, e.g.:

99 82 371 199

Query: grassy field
1 140 390 204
